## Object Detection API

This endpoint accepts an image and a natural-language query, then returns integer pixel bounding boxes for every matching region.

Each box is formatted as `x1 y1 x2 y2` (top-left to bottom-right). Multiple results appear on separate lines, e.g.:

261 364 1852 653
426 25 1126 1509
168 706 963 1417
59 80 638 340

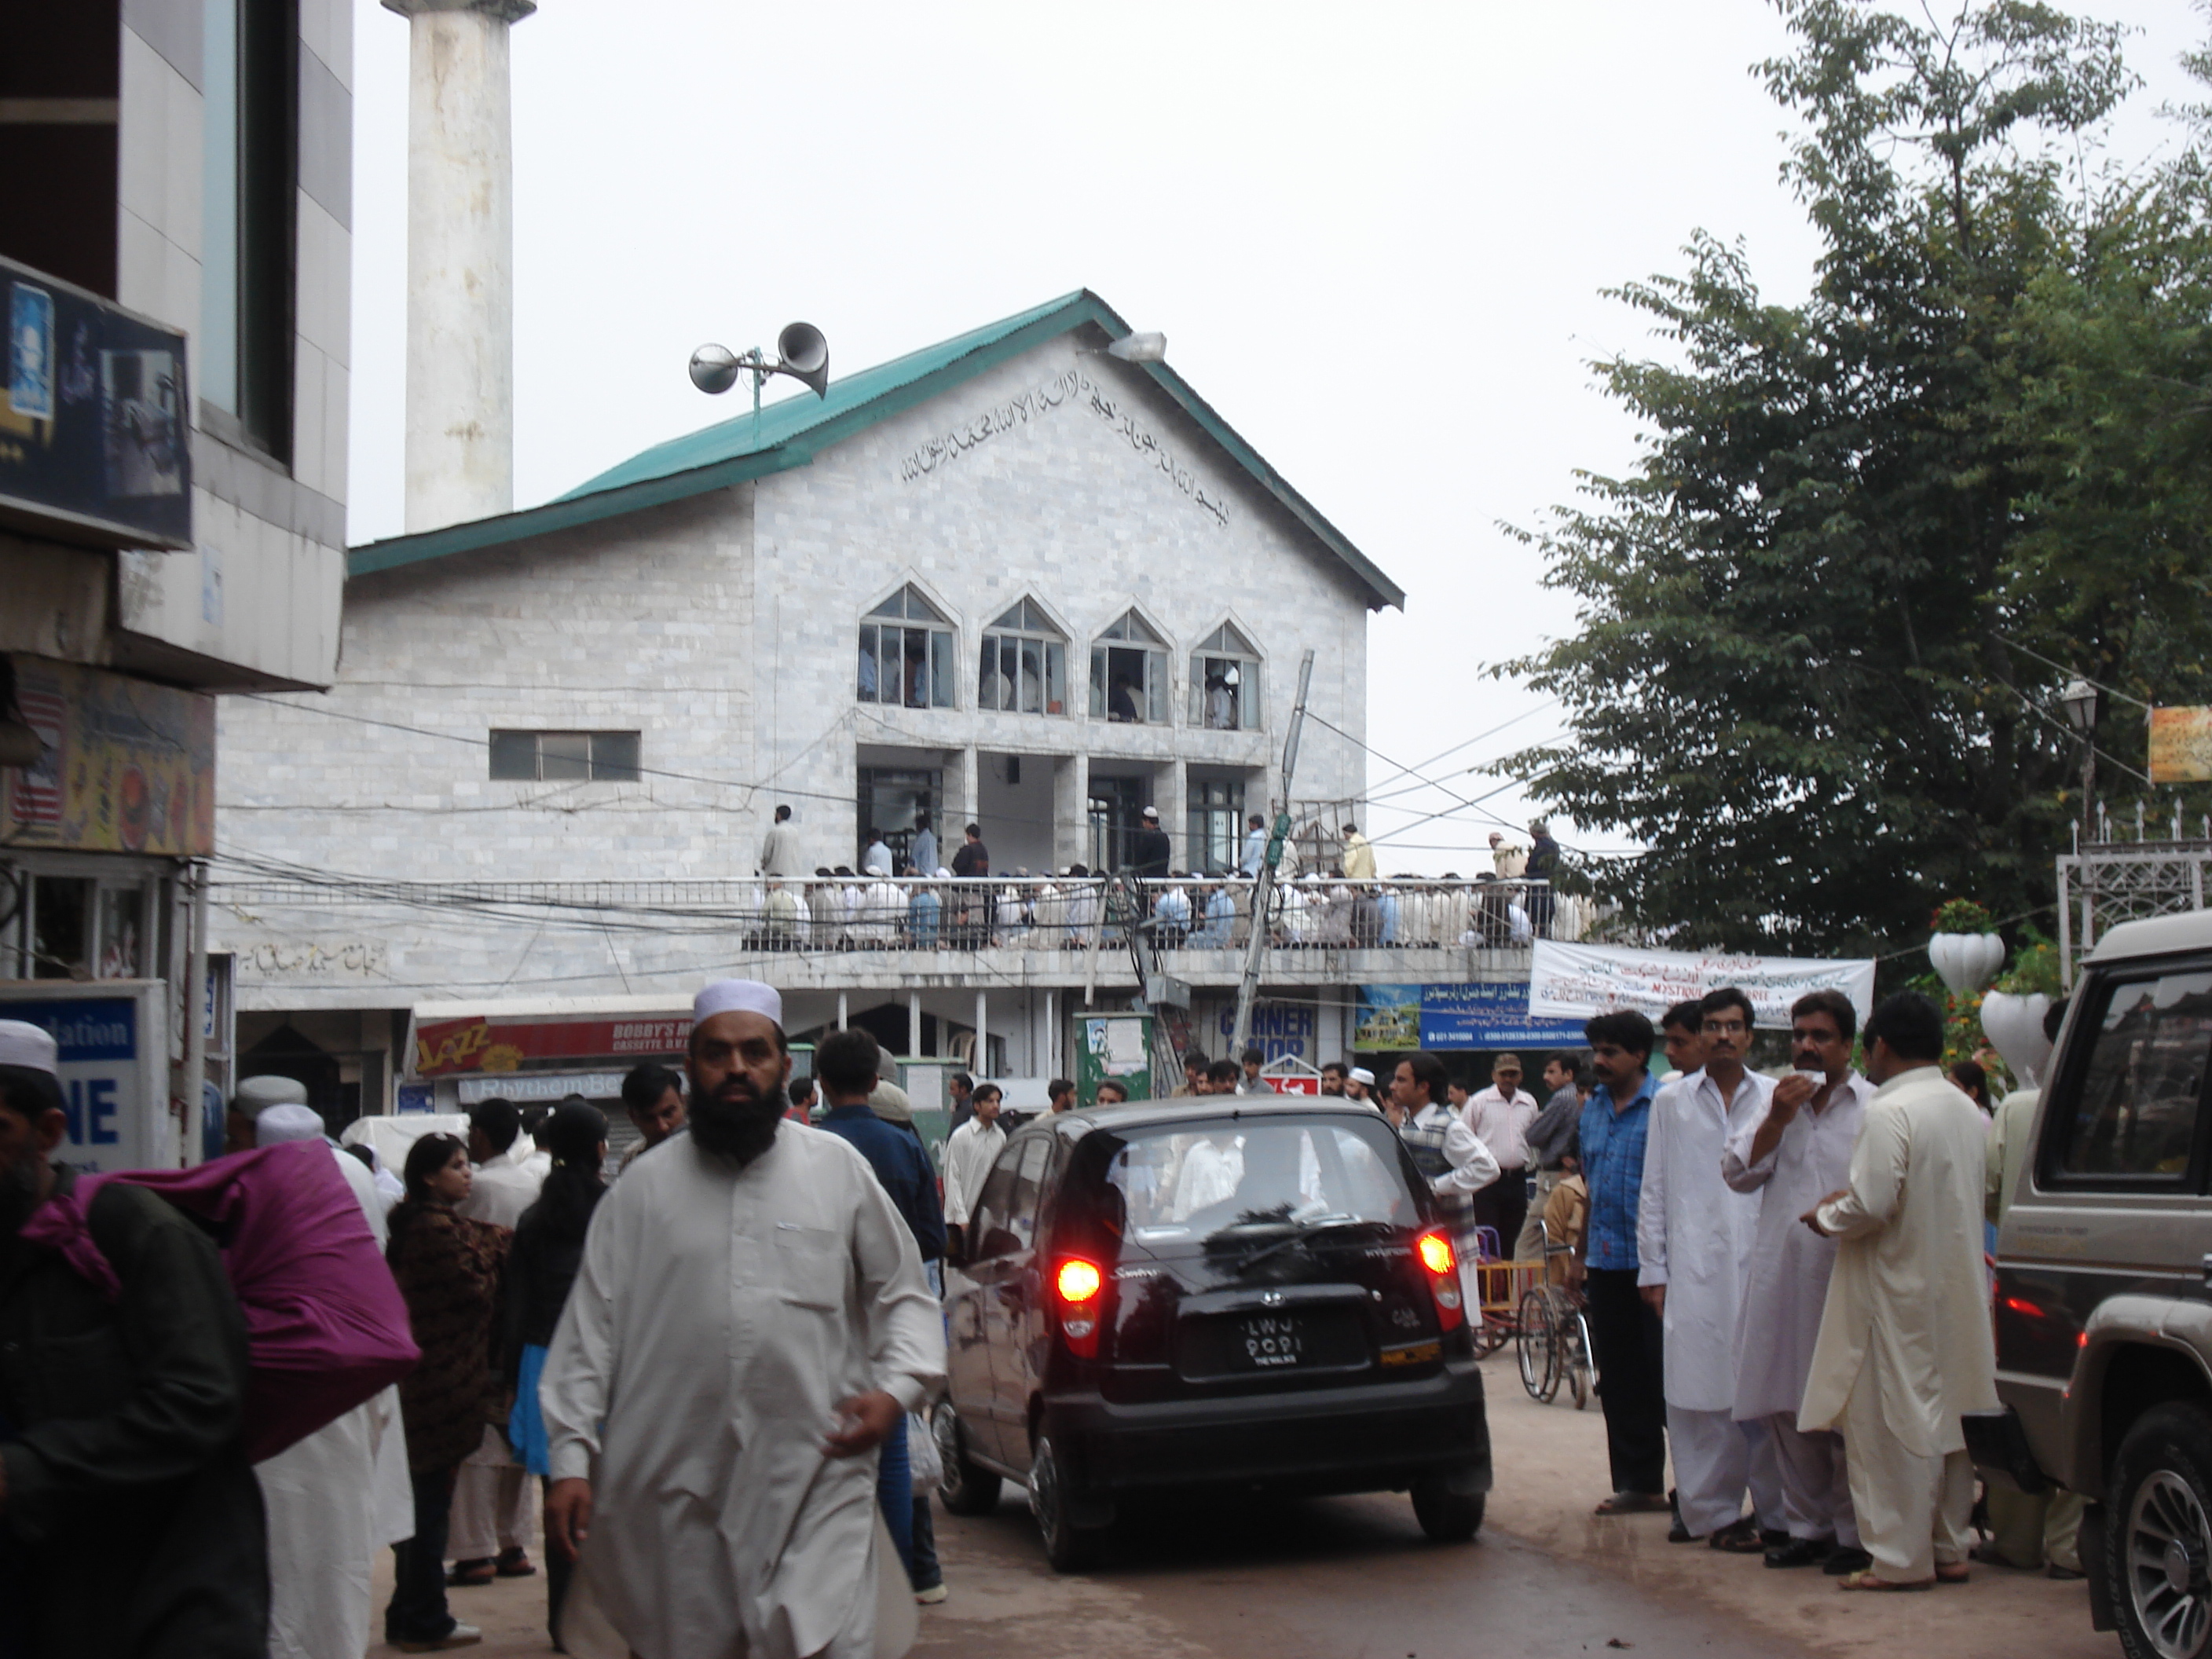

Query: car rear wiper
1232 1214 1382 1273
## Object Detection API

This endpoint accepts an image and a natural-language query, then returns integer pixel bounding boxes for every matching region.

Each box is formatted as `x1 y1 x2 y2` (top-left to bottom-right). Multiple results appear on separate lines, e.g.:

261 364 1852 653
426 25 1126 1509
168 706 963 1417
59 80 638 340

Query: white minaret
384 0 533 532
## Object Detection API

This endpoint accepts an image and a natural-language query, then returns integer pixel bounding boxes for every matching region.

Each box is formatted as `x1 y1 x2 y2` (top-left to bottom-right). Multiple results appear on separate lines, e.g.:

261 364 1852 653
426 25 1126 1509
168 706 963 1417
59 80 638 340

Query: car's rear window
1092 1115 1415 1242
2050 967 2212 1184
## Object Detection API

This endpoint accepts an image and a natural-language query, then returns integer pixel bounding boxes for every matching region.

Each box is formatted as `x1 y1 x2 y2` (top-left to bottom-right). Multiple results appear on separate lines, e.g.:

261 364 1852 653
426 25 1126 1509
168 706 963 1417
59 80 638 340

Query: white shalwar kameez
1801 1065 1998 1584
257 1145 414 1659
541 1122 946 1659
1721 1071 1873 1550
1636 1068 1782 1537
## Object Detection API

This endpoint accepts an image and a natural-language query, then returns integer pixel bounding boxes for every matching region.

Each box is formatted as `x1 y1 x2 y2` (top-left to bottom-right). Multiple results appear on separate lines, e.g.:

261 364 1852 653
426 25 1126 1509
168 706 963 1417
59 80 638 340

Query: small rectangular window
489 731 641 782
2048 968 2212 1186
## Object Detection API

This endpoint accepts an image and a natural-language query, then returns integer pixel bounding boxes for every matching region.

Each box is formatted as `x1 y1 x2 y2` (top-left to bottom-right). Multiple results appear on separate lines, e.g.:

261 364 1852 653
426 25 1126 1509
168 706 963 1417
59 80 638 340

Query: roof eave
346 289 1404 611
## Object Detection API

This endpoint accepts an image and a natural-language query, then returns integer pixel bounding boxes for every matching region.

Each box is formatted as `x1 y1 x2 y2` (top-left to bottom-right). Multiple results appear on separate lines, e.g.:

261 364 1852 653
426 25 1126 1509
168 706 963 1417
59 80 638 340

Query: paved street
370 1355 2115 1659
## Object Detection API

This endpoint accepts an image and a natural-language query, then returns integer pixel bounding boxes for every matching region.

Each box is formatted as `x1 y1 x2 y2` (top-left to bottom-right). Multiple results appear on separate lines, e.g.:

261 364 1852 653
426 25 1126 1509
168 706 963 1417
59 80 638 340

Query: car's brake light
1415 1229 1464 1331
1057 1258 1103 1304
1053 1255 1106 1356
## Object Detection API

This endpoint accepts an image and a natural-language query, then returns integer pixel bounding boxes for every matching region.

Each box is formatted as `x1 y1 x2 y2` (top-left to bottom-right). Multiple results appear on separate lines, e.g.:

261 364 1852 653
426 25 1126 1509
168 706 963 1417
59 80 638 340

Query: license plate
1236 1313 1308 1369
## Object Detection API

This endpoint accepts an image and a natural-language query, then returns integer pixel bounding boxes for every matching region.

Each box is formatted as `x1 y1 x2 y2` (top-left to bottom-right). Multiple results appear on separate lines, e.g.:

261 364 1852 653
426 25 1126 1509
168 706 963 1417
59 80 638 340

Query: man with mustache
1636 987 1783 1550
540 981 944 1658
0 1019 268 1658
1722 989 1874 1574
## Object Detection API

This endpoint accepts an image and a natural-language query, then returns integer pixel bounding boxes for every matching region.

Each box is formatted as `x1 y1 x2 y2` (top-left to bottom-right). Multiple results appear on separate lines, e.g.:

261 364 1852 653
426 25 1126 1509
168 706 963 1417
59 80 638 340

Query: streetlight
688 324 831 421
2061 676 2098 844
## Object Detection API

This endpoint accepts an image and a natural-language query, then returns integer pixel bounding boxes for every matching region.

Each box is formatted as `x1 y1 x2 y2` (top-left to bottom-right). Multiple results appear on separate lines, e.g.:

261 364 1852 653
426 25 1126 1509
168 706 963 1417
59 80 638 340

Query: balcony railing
214 870 1578 956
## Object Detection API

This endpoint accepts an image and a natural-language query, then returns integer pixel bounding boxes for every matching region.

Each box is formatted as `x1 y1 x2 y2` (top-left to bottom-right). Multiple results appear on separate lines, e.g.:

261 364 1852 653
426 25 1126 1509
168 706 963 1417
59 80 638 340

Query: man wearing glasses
1636 987 1785 1550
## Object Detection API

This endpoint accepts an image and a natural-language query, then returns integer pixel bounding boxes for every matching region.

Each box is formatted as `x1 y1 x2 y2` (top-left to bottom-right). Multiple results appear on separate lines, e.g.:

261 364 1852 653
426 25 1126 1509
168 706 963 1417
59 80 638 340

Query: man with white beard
541 980 943 1658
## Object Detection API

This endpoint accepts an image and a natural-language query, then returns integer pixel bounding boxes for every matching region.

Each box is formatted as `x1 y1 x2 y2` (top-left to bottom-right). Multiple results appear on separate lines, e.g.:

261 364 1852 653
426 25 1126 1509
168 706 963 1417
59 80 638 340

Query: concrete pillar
958 745 980 837
1055 754 1089 873
974 989 987 1075
837 991 848 1031
1160 761 1188 873
908 991 921 1058
385 0 533 533
1043 989 1055 1077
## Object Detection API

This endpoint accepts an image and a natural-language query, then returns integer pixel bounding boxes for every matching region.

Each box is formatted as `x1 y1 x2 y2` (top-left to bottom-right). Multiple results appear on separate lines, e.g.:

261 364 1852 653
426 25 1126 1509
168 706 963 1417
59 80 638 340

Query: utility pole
1229 649 1316 1078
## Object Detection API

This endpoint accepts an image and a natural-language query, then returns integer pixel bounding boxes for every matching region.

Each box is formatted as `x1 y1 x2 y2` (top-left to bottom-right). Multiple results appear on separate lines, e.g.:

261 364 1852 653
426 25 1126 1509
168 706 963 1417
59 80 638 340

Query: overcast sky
345 1 2204 874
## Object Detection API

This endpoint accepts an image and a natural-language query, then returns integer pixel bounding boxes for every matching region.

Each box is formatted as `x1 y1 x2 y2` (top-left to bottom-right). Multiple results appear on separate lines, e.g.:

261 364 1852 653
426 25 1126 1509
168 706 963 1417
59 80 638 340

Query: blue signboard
0 994 148 1170
1418 983 1588 1051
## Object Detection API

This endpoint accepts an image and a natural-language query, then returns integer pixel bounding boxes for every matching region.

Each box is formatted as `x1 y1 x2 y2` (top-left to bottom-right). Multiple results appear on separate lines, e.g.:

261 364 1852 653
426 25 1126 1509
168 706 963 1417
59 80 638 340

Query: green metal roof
348 290 1404 610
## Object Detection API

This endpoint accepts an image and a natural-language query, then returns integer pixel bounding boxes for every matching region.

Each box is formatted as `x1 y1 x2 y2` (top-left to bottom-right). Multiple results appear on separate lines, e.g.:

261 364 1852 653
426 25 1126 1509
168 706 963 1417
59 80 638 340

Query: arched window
1192 621 1261 731
980 599 1068 715
1090 610 1169 725
859 585 955 709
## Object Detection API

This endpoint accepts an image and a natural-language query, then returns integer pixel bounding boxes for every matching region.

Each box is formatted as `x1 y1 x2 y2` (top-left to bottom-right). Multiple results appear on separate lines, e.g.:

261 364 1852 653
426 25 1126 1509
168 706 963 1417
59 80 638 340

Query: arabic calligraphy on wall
897 368 1230 528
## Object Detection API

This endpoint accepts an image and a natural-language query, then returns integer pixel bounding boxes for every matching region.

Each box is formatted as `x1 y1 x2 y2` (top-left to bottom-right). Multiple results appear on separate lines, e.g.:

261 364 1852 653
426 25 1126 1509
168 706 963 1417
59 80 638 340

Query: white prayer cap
0 1020 57 1075
255 1103 327 1145
694 979 783 1028
1349 1067 1376 1087
236 1075 309 1111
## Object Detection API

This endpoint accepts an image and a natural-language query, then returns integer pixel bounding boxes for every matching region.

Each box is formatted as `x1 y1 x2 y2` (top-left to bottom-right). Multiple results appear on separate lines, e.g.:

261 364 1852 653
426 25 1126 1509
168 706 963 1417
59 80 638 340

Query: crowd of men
739 811 1572 952
1555 988 2005 1591
0 964 2034 1659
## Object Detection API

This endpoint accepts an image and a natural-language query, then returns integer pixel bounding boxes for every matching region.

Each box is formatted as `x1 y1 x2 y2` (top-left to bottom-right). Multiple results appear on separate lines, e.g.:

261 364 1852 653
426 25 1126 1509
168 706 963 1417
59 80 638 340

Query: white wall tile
115 210 167 320
116 30 170 246
292 343 328 496
323 356 350 504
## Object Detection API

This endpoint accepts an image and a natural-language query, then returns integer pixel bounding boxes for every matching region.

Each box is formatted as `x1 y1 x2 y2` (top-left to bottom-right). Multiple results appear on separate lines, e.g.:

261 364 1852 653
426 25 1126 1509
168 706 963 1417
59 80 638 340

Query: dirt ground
364 1351 2117 1659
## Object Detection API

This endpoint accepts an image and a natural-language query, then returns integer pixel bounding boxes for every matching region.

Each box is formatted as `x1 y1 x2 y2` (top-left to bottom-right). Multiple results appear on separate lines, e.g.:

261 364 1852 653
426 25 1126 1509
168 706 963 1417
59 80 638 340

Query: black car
932 1098 1492 1569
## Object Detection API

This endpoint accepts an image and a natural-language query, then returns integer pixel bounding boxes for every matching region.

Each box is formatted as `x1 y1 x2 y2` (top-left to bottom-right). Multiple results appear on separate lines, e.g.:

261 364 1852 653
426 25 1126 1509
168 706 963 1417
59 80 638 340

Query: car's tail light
1415 1229 1464 1331
1053 1255 1106 1356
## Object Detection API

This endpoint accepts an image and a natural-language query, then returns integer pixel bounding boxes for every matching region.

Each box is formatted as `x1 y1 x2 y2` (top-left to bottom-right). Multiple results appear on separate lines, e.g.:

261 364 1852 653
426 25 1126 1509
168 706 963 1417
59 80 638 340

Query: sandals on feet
1595 1491 1672 1515
1837 1569 1935 1591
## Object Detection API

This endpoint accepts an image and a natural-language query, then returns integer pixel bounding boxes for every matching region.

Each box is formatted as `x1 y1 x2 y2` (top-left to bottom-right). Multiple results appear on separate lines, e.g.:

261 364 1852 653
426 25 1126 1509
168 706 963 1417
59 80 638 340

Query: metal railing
211 872 1585 955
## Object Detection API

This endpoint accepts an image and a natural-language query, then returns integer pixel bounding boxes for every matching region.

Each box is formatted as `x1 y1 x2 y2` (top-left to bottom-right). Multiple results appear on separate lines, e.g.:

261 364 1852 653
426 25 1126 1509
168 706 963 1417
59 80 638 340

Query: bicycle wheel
1516 1287 1558 1402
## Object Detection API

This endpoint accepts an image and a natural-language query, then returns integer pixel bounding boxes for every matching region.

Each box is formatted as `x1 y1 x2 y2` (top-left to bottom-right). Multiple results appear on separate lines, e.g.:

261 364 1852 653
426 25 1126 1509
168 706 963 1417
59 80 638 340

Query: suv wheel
1411 1476 1485 1544
2111 1403 2212 1659
932 1401 1002 1517
1029 1433 1103 1573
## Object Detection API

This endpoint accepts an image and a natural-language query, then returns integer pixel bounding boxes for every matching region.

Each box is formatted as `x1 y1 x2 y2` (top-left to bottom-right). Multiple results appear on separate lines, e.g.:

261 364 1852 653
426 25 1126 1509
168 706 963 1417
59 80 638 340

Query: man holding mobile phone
1724 989 1875 1573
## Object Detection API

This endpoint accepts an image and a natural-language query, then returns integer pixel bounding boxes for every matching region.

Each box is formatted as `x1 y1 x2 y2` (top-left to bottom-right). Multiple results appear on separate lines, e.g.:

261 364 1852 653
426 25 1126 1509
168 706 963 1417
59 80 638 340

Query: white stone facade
217 331 1382 1016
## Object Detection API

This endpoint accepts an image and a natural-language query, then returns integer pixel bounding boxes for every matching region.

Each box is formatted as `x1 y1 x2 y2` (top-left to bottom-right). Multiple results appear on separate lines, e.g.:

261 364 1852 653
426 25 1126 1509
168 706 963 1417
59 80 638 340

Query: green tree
1502 0 2212 957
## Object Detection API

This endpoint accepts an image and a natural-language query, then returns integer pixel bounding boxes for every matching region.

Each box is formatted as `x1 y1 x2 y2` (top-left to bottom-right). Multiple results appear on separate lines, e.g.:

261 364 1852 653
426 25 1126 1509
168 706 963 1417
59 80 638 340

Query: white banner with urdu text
1528 940 1877 1032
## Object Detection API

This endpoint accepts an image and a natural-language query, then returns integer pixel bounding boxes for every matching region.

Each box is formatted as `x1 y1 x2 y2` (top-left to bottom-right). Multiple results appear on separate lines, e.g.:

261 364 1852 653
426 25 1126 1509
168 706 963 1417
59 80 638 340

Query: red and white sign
414 1011 690 1078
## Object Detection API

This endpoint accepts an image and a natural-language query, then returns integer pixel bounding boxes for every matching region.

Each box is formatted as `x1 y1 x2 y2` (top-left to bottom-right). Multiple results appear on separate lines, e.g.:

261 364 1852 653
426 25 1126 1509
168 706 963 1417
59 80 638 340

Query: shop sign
0 983 170 1172
1199 996 1317 1065
414 1011 690 1077
456 1071 631 1104
1353 983 1588 1051
2 254 192 548
2 657 215 855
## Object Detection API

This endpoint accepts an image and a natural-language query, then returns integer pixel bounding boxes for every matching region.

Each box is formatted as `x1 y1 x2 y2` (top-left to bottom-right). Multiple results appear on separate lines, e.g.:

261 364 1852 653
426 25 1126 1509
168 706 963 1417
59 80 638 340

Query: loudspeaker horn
689 343 741 395
777 322 830 398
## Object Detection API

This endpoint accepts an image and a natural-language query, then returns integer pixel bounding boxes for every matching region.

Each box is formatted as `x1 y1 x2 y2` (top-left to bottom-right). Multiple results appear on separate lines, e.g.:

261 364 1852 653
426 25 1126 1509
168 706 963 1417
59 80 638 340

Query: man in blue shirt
812 1029 947 1599
1567 1009 1670 1516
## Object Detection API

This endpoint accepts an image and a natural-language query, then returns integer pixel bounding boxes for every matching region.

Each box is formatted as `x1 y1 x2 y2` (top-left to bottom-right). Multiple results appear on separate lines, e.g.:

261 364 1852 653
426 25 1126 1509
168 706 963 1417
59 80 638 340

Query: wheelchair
1514 1218 1595 1409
